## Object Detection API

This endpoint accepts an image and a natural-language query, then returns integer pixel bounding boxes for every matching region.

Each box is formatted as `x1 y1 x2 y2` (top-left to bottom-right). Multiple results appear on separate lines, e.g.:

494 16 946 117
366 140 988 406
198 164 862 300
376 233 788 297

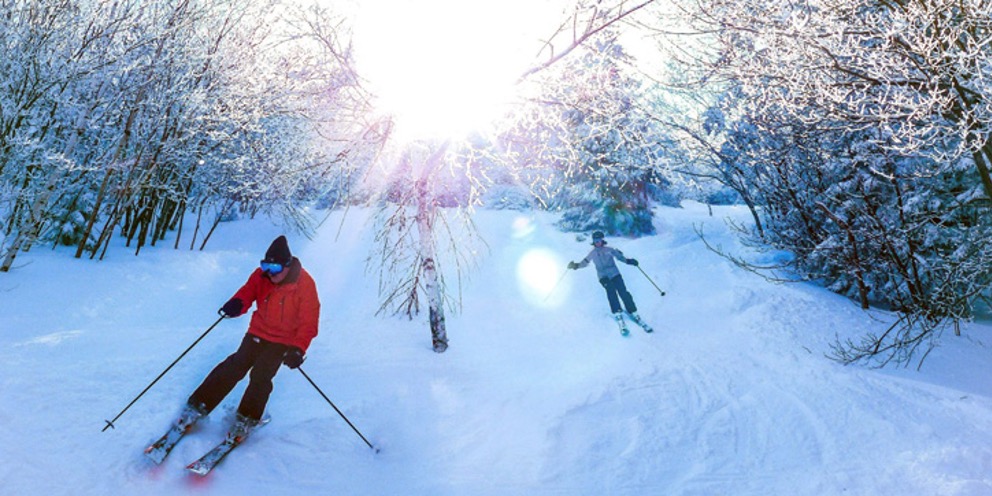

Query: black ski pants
188 333 288 421
599 274 637 314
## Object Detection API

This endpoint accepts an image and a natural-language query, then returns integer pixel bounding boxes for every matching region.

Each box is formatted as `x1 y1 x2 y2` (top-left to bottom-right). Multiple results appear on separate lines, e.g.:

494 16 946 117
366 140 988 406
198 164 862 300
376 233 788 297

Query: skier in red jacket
178 235 320 440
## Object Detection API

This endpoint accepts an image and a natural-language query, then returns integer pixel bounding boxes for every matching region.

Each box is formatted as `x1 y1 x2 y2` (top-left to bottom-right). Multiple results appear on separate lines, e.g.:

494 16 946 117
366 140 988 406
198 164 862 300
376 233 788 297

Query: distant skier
174 235 320 441
568 231 652 335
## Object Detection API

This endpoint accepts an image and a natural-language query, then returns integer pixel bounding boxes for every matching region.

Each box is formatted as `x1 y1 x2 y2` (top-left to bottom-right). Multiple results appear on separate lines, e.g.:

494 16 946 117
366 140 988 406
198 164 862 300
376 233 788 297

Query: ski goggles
260 261 285 274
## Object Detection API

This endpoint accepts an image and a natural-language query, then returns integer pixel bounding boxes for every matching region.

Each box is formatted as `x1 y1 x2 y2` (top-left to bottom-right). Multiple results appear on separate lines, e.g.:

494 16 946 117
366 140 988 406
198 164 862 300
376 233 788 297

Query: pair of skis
144 416 269 476
614 312 653 337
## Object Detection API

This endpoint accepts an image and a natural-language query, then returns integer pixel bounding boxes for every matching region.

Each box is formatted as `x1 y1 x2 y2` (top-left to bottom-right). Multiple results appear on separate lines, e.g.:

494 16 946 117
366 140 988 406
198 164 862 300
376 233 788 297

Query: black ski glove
627 259 639 266
219 298 243 318
567 261 579 270
282 347 305 369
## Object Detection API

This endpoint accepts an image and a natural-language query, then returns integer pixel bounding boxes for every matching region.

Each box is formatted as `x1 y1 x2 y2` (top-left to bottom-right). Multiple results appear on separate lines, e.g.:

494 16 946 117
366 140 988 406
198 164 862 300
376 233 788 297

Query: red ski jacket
229 258 320 352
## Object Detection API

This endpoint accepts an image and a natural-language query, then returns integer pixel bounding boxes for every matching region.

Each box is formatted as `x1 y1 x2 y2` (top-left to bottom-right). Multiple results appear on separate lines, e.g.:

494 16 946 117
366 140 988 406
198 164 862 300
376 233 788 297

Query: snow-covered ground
2 202 991 495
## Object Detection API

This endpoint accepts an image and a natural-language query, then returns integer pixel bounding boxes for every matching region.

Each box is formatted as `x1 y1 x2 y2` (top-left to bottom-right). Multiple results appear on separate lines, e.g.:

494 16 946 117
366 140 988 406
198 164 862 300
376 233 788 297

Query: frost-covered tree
0 0 167 268
676 0 992 198
0 0 367 270
555 35 663 236
669 0 992 366
366 140 487 353
499 31 671 237
358 0 665 353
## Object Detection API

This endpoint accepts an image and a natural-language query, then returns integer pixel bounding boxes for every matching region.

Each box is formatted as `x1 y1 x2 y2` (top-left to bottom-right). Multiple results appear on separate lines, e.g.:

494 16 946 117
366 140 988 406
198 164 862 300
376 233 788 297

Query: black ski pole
297 366 379 453
636 266 666 296
102 315 225 432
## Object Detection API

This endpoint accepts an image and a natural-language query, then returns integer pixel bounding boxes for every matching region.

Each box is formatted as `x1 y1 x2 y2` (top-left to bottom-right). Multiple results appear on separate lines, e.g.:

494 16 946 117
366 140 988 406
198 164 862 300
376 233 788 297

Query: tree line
3 0 989 364
0 0 368 271
652 0 992 366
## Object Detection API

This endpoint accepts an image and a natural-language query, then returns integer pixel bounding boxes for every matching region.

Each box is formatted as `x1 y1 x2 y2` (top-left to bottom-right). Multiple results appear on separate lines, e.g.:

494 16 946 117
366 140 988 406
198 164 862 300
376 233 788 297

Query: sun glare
351 1 564 141
517 247 569 308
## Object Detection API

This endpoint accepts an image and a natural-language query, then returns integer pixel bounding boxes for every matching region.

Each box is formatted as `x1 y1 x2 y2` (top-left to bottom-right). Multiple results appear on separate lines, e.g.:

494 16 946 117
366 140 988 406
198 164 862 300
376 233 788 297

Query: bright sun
351 1 565 141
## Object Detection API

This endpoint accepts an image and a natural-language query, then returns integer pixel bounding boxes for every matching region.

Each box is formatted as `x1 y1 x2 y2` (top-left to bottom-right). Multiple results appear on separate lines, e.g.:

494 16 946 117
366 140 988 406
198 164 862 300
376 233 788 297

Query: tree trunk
0 232 28 272
416 177 447 353
816 202 870 310
199 200 233 251
972 148 992 202
414 141 451 353
75 166 115 259
0 172 57 271
2 92 97 270
173 200 186 249
190 200 206 250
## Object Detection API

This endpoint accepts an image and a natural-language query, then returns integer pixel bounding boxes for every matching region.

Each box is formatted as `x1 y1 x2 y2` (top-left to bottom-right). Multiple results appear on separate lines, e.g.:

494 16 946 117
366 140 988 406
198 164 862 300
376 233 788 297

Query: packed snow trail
0 203 990 495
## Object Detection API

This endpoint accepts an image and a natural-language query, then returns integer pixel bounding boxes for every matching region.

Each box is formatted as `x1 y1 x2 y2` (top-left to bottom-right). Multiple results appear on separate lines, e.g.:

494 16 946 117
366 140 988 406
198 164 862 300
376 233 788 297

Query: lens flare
516 248 568 307
511 216 536 239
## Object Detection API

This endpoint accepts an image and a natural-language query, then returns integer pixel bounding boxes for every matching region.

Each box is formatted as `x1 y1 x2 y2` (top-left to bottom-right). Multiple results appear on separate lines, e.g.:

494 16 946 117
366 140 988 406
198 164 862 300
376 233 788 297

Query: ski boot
227 413 261 443
628 312 654 333
177 401 207 432
613 313 630 337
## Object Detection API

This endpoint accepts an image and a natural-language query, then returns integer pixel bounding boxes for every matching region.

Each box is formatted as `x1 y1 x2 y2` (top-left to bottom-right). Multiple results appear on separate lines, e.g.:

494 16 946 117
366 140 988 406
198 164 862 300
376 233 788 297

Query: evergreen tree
554 34 663 236
501 32 668 236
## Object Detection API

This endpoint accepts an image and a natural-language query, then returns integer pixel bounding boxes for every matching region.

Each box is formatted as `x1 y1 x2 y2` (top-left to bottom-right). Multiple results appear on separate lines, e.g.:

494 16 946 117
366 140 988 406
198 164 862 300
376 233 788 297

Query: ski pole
102 315 225 432
636 266 666 297
543 269 569 302
297 366 379 453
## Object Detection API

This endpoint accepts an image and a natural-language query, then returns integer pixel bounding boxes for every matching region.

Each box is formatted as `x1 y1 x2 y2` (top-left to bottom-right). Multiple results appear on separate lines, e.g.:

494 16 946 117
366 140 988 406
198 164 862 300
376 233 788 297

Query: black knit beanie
263 235 292 266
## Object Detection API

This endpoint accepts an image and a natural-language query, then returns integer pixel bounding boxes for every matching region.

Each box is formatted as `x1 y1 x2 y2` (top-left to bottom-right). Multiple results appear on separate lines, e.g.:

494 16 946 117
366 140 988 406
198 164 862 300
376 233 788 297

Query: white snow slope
1 202 991 496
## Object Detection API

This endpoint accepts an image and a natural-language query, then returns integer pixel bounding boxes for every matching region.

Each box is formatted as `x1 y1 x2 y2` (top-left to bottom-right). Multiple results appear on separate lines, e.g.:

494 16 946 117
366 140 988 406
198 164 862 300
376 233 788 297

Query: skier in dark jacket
172 235 320 441
568 231 652 334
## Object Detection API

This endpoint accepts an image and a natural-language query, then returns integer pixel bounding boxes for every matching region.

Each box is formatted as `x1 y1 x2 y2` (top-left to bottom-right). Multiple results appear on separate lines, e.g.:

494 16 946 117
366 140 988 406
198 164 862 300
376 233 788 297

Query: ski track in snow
1 202 992 495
